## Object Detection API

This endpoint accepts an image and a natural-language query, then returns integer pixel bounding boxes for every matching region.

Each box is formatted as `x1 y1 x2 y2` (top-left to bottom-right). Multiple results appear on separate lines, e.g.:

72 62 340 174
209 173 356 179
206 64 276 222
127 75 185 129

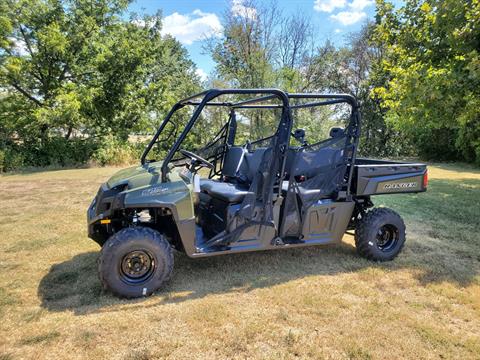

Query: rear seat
281 145 346 200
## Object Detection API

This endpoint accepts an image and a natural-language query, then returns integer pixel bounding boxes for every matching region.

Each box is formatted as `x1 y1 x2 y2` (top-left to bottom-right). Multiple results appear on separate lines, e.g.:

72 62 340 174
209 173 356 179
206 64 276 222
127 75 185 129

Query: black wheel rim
120 250 155 284
376 224 399 252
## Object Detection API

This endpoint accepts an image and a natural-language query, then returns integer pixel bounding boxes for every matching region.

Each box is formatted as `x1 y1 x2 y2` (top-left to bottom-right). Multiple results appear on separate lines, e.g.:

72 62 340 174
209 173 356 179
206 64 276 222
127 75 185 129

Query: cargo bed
352 158 427 196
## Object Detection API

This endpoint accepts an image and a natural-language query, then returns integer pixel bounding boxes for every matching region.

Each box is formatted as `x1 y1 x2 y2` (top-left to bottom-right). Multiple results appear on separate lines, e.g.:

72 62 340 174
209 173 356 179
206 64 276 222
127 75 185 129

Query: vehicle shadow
37 243 359 315
37 234 479 316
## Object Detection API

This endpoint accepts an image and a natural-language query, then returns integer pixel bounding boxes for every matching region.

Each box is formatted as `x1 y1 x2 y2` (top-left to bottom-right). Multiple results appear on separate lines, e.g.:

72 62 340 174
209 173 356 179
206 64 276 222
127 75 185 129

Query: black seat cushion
200 179 252 203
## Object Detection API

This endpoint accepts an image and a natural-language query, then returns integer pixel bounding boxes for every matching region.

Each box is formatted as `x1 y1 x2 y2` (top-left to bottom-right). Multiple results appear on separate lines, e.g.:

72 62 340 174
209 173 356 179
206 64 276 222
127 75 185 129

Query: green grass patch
20 331 60 345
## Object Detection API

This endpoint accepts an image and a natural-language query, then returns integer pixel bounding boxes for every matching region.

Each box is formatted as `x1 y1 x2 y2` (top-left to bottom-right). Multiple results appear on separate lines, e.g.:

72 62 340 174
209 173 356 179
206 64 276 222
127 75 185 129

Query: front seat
200 146 252 203
200 180 251 203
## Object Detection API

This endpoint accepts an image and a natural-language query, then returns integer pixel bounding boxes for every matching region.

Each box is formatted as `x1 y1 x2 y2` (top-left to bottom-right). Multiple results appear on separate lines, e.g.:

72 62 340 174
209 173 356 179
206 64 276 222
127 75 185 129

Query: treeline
0 0 200 170
0 0 479 171
205 0 479 163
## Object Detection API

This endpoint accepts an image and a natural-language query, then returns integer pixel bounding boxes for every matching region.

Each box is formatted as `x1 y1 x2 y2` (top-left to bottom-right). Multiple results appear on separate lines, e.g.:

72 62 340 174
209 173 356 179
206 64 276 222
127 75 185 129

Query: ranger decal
383 182 418 190
141 186 168 196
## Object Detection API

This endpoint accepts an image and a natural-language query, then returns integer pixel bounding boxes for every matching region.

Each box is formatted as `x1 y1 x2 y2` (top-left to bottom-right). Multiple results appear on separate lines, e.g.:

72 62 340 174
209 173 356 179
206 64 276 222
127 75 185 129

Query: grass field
0 163 479 359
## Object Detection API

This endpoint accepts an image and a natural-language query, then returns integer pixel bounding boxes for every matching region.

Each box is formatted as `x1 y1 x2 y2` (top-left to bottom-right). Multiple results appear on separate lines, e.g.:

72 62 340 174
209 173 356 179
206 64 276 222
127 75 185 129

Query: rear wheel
355 207 406 261
98 227 173 298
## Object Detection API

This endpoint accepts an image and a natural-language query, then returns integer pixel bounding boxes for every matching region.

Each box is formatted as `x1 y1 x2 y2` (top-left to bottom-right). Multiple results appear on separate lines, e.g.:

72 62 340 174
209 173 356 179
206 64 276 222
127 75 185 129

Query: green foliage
91 136 141 166
207 1 479 164
302 27 411 158
209 5 275 88
0 149 4 172
2 147 24 171
0 0 200 171
372 0 480 164
0 137 96 171
1 0 478 170
207 8 404 156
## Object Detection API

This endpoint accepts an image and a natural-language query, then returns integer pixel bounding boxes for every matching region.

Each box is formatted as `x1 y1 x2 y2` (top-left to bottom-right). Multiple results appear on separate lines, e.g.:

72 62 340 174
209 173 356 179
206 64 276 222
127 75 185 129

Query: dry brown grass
0 163 479 359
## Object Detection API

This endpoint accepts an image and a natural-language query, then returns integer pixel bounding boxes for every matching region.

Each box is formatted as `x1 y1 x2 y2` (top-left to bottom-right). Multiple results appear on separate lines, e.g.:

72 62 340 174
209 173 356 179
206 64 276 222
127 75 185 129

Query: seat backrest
222 145 272 185
242 147 268 182
222 146 245 178
290 147 344 178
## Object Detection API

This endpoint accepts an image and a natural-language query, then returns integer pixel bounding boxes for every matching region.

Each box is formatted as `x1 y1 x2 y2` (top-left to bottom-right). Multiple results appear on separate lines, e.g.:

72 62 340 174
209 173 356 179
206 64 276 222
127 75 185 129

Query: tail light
423 170 428 188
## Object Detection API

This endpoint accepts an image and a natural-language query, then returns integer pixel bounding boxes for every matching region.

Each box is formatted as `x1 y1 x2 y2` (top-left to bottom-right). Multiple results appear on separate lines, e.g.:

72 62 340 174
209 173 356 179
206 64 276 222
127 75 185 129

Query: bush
0 150 4 173
0 135 146 172
91 136 142 166
1 147 26 172
0 137 97 172
36 137 97 167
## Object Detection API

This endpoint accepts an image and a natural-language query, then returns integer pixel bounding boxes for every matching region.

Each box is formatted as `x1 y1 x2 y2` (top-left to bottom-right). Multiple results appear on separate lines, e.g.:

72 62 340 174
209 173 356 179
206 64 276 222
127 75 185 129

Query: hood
107 162 164 189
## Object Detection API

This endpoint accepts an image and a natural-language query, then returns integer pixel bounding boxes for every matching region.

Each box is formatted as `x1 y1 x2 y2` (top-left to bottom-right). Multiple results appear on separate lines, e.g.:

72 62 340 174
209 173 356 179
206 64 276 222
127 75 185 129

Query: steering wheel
179 149 214 169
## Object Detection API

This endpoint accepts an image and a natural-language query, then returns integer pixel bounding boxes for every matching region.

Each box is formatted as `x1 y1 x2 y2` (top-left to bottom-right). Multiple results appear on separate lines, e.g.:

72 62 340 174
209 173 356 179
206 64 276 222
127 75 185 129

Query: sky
128 0 383 81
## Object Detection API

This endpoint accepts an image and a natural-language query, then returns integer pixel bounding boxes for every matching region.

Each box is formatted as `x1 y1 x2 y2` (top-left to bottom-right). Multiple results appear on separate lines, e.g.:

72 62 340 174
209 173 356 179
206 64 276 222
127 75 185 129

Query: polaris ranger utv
87 89 427 298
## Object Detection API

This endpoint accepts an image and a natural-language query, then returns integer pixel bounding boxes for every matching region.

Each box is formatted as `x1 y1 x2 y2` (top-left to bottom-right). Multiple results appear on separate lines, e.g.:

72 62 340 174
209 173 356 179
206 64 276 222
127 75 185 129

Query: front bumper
87 183 126 246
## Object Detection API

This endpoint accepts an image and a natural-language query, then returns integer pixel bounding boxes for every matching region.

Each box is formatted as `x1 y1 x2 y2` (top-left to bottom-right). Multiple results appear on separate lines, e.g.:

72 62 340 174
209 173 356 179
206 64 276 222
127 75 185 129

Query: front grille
93 183 127 217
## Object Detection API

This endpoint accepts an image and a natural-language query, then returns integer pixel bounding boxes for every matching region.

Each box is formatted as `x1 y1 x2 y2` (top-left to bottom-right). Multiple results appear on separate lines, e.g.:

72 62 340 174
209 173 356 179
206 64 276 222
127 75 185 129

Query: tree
207 3 401 154
372 0 480 164
206 0 279 88
206 1 316 91
303 24 404 157
277 10 313 70
0 0 200 169
275 11 314 93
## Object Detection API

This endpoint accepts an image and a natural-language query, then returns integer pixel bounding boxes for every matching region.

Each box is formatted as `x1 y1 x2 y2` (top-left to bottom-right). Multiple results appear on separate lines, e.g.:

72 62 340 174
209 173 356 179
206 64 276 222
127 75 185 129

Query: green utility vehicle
87 89 428 298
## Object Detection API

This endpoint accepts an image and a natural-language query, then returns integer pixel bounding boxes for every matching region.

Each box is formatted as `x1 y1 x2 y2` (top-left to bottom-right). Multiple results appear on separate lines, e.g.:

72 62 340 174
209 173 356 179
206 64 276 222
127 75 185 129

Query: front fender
88 179 195 249
123 182 194 221
122 182 196 254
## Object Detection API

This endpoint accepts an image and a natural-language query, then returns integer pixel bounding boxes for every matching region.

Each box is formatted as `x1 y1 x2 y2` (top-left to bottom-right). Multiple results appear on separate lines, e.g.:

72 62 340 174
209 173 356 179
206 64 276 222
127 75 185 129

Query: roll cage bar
141 89 360 185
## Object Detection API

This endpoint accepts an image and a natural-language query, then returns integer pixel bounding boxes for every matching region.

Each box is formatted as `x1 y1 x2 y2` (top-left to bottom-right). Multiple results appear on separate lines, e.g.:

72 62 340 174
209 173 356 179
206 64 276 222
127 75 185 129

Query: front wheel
354 207 406 261
98 227 174 298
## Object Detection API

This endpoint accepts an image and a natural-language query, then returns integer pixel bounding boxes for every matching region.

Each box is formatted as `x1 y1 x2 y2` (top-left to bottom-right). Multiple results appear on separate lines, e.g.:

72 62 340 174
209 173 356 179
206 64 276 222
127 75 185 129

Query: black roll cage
141 88 360 195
